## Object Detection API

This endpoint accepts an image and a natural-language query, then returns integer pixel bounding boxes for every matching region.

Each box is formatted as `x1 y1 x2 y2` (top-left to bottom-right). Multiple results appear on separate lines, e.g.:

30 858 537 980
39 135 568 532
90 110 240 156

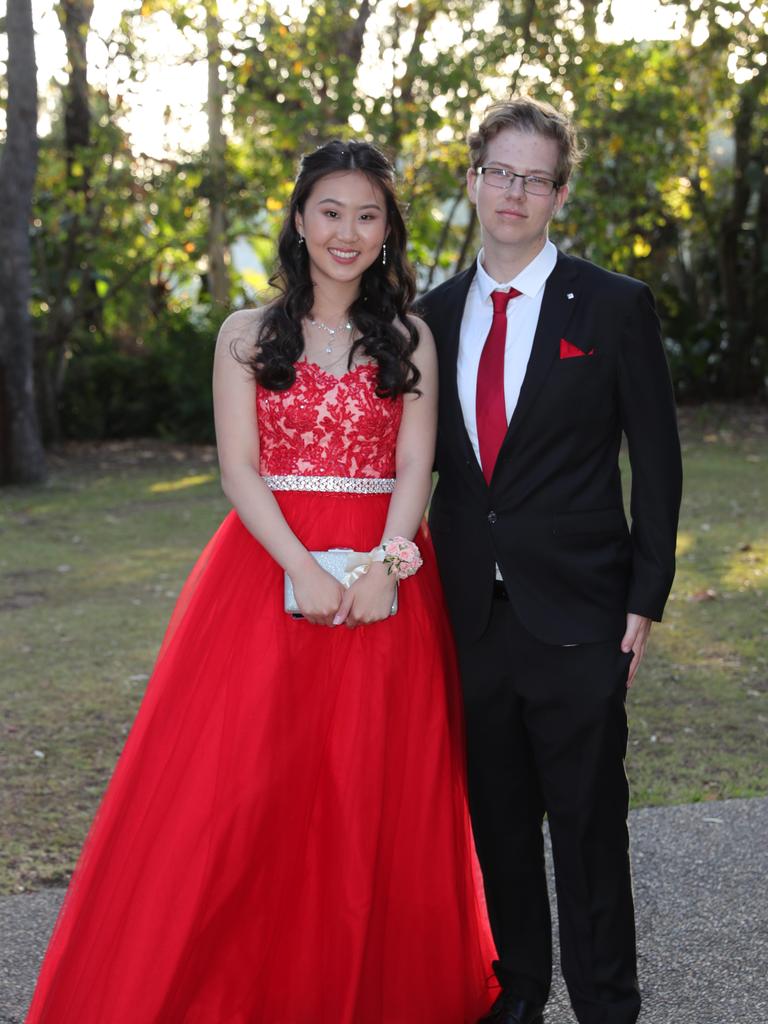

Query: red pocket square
560 338 595 359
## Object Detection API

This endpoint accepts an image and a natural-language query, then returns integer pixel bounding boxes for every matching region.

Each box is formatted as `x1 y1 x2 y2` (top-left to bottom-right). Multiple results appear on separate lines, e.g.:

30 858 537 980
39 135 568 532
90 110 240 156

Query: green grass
1 410 766 894
626 405 768 805
1 442 227 895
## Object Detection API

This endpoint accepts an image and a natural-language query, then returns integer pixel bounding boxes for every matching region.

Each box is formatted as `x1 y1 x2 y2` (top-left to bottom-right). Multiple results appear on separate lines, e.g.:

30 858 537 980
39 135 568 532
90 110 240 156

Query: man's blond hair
468 97 583 185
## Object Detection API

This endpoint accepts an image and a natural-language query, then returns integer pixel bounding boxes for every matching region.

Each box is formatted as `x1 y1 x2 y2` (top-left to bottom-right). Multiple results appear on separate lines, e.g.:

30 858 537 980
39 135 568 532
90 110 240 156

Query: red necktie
475 288 520 484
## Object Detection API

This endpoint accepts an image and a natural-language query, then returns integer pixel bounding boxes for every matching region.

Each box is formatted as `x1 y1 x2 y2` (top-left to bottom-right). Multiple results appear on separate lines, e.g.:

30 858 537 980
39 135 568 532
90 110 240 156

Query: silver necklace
306 315 352 354
306 346 354 373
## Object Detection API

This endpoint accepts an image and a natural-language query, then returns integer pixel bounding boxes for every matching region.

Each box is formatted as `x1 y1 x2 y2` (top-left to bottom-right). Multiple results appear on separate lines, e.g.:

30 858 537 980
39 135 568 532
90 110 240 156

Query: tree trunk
389 1 436 151
60 0 93 167
0 0 47 483
206 2 230 305
337 0 373 84
716 69 766 397
38 0 96 441
581 0 600 42
425 188 465 290
454 215 478 274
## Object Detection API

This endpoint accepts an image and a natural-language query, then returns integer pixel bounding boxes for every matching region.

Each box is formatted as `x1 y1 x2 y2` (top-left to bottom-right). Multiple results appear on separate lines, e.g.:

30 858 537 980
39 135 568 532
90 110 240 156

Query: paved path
2 797 766 1023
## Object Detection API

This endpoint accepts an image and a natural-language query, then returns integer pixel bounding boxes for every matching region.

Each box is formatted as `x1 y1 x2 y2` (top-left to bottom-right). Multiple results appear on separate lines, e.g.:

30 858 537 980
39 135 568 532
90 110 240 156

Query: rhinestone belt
263 474 396 494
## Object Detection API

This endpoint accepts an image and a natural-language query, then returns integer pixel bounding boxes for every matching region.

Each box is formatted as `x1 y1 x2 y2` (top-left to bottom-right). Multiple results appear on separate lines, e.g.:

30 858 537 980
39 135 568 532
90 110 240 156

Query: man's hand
621 613 653 687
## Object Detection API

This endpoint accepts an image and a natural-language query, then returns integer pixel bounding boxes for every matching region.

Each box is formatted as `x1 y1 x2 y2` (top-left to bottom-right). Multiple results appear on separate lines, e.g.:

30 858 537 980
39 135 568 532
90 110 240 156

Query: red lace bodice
257 362 403 478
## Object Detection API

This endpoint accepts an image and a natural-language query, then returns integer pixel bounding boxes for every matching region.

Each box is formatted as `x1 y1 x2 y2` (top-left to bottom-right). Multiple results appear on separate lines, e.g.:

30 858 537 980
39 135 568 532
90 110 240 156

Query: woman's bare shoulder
392 313 433 343
216 306 267 360
404 313 433 339
401 313 436 359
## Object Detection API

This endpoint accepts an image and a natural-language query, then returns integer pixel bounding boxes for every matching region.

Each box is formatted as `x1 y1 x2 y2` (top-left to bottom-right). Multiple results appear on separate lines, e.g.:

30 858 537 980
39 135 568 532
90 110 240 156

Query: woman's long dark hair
249 140 420 398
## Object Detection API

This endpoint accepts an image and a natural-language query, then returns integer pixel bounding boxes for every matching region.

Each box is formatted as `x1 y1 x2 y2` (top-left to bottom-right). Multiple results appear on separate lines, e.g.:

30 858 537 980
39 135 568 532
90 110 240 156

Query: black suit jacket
419 251 683 646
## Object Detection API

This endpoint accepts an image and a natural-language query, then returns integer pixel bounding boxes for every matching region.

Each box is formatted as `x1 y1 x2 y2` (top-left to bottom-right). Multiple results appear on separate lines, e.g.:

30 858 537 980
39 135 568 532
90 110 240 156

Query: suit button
487 511 497 525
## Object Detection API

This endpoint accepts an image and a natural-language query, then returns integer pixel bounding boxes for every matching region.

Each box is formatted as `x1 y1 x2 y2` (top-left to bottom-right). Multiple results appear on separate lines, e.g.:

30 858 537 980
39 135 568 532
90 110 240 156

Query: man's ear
466 167 479 206
553 183 569 216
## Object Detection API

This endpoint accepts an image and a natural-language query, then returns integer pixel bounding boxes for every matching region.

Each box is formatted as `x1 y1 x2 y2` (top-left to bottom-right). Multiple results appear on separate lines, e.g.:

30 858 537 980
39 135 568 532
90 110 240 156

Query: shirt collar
474 239 558 302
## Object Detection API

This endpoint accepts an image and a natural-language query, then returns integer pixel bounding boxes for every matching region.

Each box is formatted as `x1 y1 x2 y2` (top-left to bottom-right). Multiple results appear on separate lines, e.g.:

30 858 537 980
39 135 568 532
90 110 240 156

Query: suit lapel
433 266 481 472
495 252 580 464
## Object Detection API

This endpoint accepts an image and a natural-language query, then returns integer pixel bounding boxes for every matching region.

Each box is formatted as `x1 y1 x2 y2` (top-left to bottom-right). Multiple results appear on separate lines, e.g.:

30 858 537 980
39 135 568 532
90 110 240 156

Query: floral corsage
370 536 423 580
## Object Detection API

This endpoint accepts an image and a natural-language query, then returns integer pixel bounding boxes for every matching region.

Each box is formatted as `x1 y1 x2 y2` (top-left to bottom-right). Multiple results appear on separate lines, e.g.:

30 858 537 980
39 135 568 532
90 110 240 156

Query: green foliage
32 112 210 341
59 347 165 439
13 0 768 441
59 309 220 442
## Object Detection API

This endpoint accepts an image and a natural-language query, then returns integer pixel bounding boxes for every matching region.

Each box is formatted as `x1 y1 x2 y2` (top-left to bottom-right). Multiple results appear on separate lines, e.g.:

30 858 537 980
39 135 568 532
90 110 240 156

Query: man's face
467 128 569 260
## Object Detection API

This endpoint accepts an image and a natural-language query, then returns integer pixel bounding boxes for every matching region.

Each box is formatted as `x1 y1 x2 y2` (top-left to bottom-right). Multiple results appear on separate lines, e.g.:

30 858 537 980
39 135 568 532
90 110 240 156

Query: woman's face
295 170 389 290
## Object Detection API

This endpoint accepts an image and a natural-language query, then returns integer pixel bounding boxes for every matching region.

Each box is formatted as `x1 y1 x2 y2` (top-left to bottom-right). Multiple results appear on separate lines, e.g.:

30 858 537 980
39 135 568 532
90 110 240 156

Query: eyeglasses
476 166 560 196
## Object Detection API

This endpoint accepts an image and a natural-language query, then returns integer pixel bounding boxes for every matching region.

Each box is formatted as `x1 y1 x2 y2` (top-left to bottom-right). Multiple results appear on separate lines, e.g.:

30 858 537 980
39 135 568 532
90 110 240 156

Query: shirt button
487 511 497 525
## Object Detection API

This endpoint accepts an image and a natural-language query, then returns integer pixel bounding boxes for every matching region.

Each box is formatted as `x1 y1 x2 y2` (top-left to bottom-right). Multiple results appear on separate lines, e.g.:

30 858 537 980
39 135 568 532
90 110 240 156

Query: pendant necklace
307 315 352 354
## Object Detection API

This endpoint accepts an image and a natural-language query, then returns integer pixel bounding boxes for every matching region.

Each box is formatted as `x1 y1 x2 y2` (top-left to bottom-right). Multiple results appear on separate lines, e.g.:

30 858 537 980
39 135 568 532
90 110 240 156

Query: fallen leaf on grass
690 588 718 602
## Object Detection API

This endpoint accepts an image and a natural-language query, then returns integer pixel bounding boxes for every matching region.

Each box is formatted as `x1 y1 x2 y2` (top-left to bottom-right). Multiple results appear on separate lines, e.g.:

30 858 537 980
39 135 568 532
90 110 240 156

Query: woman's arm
336 316 438 627
378 315 438 541
213 310 344 625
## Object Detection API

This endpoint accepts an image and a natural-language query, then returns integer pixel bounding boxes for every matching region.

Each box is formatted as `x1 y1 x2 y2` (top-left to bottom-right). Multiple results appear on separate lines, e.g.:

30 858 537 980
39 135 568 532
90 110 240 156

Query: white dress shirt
457 240 558 465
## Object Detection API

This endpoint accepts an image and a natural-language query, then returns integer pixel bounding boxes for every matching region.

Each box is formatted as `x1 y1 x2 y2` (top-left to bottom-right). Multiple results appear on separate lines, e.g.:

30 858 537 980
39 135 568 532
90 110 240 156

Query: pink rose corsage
371 536 423 580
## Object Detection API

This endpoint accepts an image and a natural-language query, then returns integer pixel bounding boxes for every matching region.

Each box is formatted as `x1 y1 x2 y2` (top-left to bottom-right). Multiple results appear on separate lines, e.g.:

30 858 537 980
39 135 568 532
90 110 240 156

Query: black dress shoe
478 990 544 1024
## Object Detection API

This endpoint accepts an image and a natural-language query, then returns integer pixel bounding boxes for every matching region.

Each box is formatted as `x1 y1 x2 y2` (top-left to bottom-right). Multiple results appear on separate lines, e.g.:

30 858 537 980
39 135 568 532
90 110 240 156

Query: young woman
26 141 495 1023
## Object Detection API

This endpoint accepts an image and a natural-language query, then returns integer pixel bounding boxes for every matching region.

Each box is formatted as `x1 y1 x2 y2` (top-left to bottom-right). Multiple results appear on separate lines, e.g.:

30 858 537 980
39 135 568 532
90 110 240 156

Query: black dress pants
456 594 641 1024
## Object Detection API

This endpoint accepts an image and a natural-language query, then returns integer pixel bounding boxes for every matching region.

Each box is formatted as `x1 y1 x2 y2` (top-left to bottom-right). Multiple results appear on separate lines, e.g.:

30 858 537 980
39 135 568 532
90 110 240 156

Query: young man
419 99 682 1024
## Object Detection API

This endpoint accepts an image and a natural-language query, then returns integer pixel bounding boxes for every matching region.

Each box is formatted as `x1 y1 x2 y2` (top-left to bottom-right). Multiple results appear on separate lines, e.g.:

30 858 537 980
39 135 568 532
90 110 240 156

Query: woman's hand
333 562 397 628
290 556 346 626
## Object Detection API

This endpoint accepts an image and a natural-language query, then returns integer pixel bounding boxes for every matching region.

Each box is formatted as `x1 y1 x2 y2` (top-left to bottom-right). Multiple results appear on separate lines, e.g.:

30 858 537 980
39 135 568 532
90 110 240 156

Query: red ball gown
25 362 496 1023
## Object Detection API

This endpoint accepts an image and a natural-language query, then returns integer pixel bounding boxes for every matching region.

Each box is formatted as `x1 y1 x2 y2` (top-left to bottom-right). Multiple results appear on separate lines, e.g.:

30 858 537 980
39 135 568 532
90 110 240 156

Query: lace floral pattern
257 362 403 478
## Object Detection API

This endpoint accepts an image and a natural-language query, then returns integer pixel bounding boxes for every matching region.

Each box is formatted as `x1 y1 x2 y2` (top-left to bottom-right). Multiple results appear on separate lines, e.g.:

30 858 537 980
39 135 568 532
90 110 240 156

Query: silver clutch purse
284 548 398 617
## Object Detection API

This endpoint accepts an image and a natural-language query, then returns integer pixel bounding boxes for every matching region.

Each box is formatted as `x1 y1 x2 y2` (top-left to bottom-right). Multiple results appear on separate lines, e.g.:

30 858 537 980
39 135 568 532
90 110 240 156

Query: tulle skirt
26 490 496 1023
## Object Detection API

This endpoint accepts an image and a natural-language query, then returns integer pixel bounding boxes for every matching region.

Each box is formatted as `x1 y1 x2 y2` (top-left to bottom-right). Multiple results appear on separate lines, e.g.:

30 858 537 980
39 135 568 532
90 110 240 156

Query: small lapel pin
567 292 575 300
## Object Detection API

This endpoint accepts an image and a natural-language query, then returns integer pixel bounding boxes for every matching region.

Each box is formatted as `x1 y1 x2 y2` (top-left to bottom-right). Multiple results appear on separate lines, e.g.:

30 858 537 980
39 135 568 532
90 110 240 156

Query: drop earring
298 233 305 245
381 243 387 266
